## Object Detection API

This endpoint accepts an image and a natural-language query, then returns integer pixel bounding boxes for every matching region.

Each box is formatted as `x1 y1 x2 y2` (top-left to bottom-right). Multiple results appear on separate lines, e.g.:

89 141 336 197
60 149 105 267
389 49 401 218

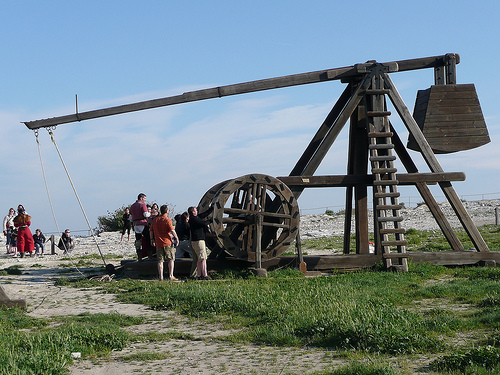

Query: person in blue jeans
33 229 46 255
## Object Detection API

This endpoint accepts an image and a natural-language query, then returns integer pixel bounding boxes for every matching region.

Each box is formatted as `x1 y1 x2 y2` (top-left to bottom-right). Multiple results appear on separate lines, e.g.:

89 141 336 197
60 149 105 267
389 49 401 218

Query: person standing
130 193 150 261
33 229 46 255
120 208 131 242
2 208 15 254
188 206 210 280
150 205 179 281
175 211 197 278
13 205 34 258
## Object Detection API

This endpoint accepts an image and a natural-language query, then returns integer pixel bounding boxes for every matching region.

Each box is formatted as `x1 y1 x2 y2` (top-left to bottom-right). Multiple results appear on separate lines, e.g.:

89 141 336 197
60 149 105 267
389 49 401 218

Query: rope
35 130 87 278
35 130 61 237
46 128 108 267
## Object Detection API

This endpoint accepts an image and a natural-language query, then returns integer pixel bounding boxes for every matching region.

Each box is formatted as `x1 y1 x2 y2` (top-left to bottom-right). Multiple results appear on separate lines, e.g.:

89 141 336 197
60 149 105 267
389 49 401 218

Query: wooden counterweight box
407 84 490 154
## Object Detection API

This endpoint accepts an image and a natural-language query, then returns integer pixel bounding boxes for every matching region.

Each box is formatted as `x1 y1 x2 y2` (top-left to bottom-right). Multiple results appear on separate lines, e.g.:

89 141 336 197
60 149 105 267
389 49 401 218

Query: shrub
97 204 129 232
97 202 176 231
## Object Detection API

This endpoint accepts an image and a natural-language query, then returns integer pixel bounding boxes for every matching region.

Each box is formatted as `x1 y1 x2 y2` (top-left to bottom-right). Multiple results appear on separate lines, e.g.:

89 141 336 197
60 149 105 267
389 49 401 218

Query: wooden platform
119 250 500 277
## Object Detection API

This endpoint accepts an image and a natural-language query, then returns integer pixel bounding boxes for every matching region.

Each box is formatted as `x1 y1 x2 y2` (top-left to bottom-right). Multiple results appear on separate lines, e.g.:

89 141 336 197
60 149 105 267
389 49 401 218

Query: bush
97 202 176 232
97 205 129 232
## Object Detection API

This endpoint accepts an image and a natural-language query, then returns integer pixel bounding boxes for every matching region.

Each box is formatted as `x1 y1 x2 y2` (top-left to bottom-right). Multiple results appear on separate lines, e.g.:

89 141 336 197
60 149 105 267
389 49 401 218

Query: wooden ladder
366 88 408 271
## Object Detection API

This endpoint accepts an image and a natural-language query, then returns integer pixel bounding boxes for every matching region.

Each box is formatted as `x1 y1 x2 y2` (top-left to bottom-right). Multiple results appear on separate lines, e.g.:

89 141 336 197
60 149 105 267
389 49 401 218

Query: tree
97 204 129 232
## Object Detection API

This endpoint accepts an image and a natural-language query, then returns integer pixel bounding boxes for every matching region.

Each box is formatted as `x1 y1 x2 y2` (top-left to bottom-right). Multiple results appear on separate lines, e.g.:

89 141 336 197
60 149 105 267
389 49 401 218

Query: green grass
53 259 500 373
0 309 139 374
0 265 23 275
62 264 497 355
4 224 500 373
431 346 500 374
314 362 400 375
117 351 172 362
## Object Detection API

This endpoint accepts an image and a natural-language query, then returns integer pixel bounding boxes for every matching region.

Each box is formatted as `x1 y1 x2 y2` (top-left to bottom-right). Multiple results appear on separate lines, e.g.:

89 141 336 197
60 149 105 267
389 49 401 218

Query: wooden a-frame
279 57 490 270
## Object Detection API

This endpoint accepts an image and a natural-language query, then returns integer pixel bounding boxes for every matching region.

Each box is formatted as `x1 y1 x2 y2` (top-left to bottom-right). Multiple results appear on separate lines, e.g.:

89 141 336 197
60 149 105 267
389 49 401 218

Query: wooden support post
255 214 262 270
296 228 307 274
343 186 353 254
445 53 458 84
50 234 56 255
496 207 500 226
352 105 369 254
434 66 445 85
249 213 267 277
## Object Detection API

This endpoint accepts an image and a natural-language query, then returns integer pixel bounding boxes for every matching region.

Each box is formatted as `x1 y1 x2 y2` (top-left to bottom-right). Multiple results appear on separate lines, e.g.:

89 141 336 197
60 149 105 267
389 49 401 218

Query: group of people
127 193 210 281
2 205 74 257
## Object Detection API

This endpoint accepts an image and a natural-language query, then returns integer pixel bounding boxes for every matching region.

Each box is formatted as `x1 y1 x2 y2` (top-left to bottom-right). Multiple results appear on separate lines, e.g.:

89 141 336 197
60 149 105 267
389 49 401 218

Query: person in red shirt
150 205 179 281
130 193 150 261
13 205 34 258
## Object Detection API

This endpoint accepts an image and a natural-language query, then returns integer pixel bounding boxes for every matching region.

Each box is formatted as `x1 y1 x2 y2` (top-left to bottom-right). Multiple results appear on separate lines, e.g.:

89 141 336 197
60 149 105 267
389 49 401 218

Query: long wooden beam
278 172 465 187
23 54 459 130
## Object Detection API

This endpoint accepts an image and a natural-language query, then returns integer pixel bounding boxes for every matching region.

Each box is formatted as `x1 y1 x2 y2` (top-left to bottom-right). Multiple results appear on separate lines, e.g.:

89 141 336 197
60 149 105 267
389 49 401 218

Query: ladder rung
383 253 409 259
372 168 397 174
381 240 407 247
370 155 396 162
373 179 399 186
380 228 405 234
375 192 401 198
365 89 390 95
369 144 394 150
377 216 404 222
368 132 393 138
376 204 404 210
367 111 391 117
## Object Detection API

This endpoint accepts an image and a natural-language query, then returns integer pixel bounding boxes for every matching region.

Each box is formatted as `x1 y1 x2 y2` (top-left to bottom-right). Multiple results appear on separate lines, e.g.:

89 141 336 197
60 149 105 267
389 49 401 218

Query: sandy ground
3 199 499 374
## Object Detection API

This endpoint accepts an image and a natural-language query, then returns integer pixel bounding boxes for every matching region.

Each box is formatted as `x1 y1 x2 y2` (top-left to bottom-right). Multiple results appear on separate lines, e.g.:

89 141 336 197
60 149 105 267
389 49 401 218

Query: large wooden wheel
199 174 299 261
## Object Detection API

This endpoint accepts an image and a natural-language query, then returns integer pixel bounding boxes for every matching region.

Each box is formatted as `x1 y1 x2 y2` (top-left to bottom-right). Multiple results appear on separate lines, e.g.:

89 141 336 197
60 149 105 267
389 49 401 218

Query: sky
1 1 500 235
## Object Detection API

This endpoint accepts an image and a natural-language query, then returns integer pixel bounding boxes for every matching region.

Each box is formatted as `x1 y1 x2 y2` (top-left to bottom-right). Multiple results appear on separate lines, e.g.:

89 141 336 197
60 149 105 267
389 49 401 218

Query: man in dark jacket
188 206 210 280
58 229 74 254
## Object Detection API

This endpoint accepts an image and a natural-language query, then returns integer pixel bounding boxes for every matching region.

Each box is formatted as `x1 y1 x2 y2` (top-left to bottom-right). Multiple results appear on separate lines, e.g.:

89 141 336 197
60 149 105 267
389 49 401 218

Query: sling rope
35 129 61 241
36 128 108 267
35 130 87 278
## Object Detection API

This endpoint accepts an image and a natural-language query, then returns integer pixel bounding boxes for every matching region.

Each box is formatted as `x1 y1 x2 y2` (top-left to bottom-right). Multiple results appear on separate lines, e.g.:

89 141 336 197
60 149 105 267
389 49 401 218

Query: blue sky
1 1 499 235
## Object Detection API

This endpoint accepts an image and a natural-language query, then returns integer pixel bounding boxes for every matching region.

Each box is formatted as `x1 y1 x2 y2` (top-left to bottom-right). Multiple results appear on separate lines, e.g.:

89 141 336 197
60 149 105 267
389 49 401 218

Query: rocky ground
0 199 499 374
299 199 500 239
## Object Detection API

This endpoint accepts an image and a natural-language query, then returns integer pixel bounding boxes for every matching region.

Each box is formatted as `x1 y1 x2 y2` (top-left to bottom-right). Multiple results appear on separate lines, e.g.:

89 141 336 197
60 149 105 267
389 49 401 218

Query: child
10 228 18 257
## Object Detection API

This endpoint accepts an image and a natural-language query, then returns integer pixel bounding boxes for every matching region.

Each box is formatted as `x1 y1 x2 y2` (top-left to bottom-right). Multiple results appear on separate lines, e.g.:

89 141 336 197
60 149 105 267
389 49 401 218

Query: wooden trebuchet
199 174 300 261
